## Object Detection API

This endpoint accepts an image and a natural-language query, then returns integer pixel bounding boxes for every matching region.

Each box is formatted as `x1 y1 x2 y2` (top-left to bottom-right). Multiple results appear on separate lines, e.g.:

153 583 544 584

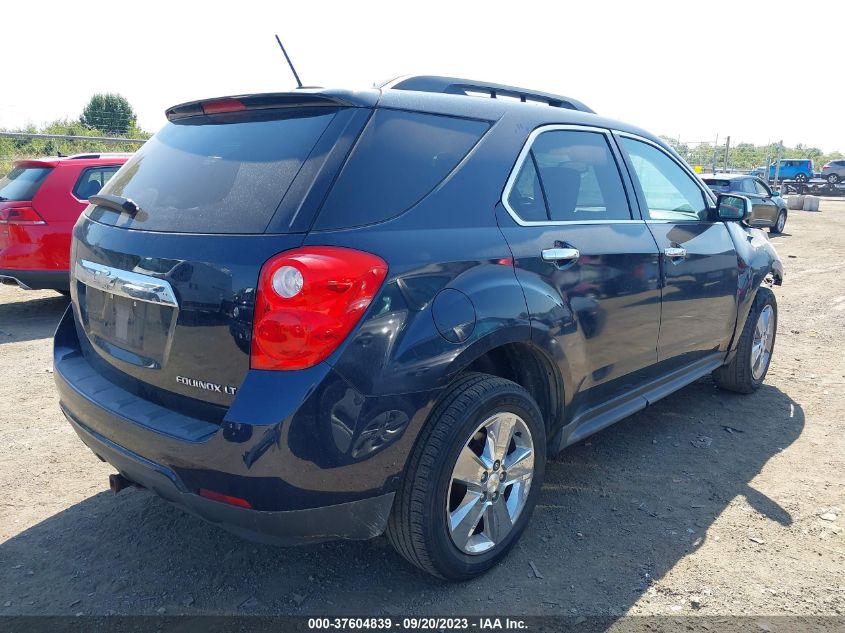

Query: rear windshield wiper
89 193 140 216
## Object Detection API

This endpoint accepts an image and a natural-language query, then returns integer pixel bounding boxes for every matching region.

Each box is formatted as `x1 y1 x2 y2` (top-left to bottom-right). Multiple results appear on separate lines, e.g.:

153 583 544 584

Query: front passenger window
620 138 708 221
753 179 771 196
740 178 757 195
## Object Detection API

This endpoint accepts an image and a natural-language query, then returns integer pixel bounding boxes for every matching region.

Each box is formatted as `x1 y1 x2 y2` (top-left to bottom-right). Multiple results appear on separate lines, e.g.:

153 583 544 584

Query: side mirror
716 194 749 221
771 190 780 197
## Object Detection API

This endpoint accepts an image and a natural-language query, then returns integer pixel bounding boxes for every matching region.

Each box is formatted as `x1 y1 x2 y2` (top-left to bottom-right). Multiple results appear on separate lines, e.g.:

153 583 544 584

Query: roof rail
378 75 594 114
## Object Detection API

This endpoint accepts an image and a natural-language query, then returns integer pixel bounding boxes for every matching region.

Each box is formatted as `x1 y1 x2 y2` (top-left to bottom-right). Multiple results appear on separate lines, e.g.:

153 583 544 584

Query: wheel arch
437 334 565 448
724 222 783 355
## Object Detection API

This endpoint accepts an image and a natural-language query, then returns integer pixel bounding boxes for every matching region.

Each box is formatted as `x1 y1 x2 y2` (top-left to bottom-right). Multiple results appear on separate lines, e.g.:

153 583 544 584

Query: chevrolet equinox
54 75 784 580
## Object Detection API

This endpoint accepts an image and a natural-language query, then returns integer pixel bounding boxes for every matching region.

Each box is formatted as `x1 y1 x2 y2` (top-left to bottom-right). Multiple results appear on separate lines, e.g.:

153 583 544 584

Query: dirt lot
1 202 843 618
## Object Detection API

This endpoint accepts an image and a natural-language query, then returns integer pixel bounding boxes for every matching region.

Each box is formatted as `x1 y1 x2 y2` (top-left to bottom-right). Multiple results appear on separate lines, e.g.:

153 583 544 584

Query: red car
0 153 130 293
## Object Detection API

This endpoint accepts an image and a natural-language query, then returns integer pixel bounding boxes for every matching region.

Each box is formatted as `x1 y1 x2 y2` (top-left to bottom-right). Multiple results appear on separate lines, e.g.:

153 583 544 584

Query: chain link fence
0 130 147 177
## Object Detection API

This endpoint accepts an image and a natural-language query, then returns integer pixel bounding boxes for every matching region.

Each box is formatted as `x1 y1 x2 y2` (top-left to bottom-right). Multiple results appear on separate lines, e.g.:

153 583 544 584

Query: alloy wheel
446 412 535 555
751 305 775 380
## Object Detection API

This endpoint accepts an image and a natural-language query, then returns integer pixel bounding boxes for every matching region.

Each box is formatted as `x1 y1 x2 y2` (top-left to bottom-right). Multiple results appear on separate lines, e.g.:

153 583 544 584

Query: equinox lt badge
176 375 237 396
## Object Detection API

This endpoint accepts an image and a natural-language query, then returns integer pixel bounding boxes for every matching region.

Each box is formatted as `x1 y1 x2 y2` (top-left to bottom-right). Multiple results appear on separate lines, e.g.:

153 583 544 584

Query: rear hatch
70 94 373 410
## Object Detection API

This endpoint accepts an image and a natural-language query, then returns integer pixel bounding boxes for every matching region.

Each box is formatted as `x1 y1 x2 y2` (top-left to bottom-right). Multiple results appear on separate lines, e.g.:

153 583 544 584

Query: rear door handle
664 247 687 259
541 247 580 263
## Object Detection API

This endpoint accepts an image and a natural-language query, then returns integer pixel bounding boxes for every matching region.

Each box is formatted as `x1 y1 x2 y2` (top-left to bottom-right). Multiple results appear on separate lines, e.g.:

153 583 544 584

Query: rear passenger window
507 154 547 222
506 130 631 223
73 167 119 200
315 110 489 229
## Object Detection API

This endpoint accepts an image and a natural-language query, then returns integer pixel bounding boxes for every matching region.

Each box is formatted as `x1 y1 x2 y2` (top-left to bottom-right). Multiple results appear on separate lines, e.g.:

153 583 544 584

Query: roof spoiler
378 75 594 114
164 92 365 121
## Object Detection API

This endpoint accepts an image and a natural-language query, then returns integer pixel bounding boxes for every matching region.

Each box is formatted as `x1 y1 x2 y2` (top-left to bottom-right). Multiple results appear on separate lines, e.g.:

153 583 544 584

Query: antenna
274 34 303 88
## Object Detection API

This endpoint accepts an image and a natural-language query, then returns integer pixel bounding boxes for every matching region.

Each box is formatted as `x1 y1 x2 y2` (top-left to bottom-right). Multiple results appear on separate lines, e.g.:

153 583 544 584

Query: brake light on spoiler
200 98 246 115
164 93 361 121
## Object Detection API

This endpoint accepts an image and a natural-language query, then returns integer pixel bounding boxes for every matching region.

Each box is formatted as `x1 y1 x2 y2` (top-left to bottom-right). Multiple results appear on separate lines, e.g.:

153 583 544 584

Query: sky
3 0 843 152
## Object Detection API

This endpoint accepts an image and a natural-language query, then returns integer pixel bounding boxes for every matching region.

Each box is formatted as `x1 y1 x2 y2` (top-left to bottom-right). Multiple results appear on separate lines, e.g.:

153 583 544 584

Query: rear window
702 179 731 192
314 109 489 229
0 167 52 201
87 109 338 233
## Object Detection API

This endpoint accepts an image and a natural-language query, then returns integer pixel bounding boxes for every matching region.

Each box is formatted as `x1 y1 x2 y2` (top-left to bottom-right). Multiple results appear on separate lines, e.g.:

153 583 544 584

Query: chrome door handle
664 247 687 259
541 248 580 262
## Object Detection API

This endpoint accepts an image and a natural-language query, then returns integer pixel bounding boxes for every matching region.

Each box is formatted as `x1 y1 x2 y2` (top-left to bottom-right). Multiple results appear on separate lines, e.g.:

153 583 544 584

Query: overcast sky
3 1 843 152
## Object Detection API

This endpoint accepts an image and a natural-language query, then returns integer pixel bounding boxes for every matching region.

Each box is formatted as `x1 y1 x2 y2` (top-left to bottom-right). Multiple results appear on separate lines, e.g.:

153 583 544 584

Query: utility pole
723 136 731 173
773 141 783 186
712 134 720 173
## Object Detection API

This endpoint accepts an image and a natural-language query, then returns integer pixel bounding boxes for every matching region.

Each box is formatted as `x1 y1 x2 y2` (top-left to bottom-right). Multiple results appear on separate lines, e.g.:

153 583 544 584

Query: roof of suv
13 153 132 169
164 75 669 153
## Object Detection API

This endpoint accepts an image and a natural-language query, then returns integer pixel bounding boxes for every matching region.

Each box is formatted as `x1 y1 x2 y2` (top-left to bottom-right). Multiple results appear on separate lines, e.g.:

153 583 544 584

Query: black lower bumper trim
64 410 395 546
0 269 69 291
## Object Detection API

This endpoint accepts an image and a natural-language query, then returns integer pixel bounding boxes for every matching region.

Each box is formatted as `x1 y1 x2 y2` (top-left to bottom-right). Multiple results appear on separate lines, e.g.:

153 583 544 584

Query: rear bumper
52 305 429 545
0 268 69 291
62 408 393 545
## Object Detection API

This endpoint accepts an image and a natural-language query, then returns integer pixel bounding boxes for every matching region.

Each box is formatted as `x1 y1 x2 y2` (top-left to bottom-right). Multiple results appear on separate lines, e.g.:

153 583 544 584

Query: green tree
79 93 137 135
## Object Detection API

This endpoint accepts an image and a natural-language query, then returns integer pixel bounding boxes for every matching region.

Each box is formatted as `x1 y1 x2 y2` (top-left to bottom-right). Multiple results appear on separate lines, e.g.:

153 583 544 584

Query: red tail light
0 206 45 225
251 247 388 371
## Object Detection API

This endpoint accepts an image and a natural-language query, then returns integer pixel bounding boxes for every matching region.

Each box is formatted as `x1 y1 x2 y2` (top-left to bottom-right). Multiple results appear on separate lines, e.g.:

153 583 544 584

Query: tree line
0 94 150 177
661 136 844 172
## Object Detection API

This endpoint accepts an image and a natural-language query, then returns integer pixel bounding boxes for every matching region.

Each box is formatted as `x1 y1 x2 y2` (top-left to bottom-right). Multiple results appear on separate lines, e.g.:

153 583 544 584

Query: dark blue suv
54 76 784 580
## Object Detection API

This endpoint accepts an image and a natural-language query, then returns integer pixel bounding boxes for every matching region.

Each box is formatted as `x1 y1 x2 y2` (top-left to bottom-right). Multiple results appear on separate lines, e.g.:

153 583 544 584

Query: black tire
828 173 841 184
386 372 546 580
770 211 786 234
795 173 808 183
713 287 777 394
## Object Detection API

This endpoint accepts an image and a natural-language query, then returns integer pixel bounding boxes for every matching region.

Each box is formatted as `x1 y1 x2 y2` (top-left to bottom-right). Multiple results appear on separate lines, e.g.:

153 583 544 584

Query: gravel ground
0 202 843 617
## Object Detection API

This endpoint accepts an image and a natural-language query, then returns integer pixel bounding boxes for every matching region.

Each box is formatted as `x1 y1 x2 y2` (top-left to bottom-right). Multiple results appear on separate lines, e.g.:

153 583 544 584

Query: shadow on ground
0 293 68 345
0 371 803 616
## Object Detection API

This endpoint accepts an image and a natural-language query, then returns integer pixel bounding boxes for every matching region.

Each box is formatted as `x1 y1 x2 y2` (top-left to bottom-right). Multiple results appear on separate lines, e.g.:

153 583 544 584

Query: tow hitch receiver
109 473 133 494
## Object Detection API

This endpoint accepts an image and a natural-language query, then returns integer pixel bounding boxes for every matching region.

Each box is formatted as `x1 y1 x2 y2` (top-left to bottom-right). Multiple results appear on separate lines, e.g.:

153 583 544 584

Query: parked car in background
54 76 783 580
821 159 845 184
752 159 814 183
701 174 788 233
0 153 130 292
